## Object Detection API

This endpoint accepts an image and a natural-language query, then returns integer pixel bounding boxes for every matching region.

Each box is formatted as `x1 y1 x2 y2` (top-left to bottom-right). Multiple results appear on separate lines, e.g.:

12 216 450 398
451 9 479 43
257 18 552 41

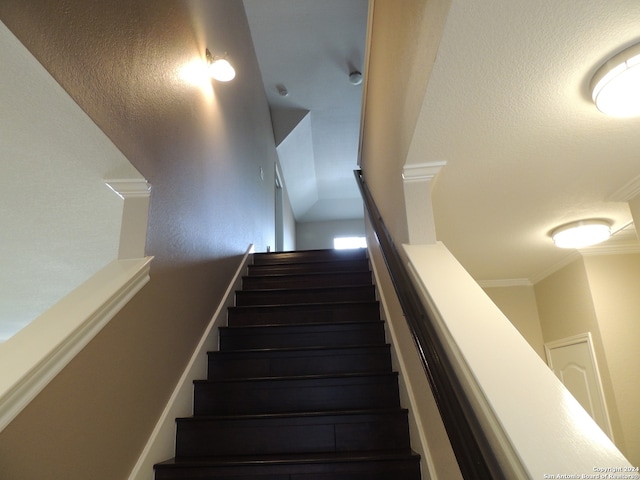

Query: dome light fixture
551 219 612 249
206 49 236 82
590 42 640 117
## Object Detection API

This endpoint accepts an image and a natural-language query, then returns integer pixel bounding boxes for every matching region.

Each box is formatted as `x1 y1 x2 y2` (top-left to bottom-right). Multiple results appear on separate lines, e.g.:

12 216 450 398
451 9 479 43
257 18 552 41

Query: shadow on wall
0 20 145 342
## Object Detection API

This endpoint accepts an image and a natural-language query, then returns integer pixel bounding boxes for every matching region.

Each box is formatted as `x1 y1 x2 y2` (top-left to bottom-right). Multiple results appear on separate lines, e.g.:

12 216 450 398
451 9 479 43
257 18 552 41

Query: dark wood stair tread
219 321 386 351
235 285 376 307
207 344 392 379
242 271 372 290
196 371 398 384
155 249 421 479
155 450 421 479
248 258 371 276
227 301 381 327
155 449 422 480
193 372 401 416
209 344 390 355
252 249 368 266
178 407 408 422
158 449 419 466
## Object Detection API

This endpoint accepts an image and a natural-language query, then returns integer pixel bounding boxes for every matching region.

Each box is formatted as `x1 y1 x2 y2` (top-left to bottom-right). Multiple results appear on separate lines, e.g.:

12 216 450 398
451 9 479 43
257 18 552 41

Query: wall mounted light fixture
206 49 236 82
590 42 640 117
551 219 612 249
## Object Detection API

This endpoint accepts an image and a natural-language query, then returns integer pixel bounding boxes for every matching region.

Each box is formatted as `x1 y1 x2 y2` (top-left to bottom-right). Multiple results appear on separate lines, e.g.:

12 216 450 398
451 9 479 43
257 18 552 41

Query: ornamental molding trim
402 160 447 183
608 174 640 202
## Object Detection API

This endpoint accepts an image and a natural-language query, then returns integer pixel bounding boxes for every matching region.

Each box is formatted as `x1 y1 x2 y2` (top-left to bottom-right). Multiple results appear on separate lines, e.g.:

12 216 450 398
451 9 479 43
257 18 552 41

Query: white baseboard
127 245 254 480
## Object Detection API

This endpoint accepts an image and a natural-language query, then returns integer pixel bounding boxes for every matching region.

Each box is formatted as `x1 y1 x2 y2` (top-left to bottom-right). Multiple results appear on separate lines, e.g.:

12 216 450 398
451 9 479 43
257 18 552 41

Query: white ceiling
245 0 640 283
425 0 640 282
243 0 368 222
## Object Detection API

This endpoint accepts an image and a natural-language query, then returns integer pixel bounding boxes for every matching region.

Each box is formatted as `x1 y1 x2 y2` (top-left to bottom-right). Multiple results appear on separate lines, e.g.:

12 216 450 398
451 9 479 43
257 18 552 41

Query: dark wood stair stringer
154 248 422 479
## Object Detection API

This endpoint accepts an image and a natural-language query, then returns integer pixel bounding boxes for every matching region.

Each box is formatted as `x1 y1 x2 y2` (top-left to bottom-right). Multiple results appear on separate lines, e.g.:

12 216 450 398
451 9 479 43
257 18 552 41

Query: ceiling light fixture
206 49 236 82
551 219 612 249
590 42 640 117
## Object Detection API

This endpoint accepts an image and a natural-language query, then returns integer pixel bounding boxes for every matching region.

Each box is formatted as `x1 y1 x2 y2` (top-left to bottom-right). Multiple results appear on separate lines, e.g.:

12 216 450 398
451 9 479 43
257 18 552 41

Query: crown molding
528 239 640 284
105 179 151 199
402 160 447 183
608 174 640 202
478 278 533 288
528 252 581 285
579 241 640 256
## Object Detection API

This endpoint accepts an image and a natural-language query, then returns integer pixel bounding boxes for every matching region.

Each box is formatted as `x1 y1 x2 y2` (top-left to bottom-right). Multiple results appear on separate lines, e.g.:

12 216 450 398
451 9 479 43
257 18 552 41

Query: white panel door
545 333 614 440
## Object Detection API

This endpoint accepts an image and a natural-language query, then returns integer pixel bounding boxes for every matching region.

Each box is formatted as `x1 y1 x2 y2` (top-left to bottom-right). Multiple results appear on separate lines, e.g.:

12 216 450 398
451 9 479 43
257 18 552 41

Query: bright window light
333 236 367 250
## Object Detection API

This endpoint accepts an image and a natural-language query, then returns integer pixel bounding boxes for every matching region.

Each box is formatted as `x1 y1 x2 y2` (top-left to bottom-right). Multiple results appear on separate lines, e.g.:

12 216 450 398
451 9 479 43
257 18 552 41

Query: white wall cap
402 161 447 183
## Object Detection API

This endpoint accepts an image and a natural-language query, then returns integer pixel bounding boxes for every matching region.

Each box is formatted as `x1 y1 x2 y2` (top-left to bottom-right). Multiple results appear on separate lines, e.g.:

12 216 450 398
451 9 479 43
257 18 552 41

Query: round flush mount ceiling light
551 219 612 249
206 49 236 82
591 42 640 117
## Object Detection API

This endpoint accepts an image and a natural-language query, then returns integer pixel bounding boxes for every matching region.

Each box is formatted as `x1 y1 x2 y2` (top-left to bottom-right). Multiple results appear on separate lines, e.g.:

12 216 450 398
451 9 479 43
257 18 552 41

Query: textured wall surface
584 254 640 465
360 0 450 245
0 20 141 339
483 285 545 359
0 1 278 478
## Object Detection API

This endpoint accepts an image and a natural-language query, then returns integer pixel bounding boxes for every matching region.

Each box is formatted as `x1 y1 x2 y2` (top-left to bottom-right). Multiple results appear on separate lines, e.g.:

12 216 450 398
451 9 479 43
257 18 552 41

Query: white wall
0 20 143 341
296 218 365 250
280 169 297 252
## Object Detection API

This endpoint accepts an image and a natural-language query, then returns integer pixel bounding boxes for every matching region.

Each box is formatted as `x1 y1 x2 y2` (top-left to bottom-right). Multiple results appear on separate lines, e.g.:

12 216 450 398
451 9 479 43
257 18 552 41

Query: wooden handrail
354 169 507 480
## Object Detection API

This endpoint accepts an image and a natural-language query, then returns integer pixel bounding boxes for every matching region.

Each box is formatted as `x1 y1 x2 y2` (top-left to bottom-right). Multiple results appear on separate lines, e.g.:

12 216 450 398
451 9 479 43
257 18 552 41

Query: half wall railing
354 169 507 480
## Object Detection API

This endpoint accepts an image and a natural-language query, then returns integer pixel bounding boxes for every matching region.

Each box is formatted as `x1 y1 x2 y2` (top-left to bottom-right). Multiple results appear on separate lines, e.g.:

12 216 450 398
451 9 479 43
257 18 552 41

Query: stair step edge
194 371 398 384
176 407 409 422
207 344 390 355
220 320 385 330
156 449 420 468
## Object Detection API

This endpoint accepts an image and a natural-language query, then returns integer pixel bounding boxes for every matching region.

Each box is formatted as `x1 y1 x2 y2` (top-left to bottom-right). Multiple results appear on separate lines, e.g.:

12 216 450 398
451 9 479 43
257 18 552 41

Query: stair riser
155 458 421 479
253 250 367 266
242 271 372 291
235 286 376 306
155 249 422 480
194 375 401 415
248 258 370 276
227 302 380 327
208 347 392 379
219 323 385 351
176 412 410 457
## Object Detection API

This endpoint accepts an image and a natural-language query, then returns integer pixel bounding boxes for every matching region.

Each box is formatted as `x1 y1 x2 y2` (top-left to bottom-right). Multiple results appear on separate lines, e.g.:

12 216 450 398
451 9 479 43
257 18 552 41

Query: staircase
154 248 421 479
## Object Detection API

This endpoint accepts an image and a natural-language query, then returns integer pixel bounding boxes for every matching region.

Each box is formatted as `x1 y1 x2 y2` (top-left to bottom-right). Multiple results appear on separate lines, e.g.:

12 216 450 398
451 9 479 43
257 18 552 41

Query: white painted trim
368 252 438 480
529 250 580 285
529 239 640 285
128 245 254 480
105 179 152 259
579 241 640 256
544 332 615 441
402 161 447 183
105 179 152 199
356 0 375 166
478 278 532 288
402 162 446 245
607 173 640 202
0 256 153 433
403 242 631 478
